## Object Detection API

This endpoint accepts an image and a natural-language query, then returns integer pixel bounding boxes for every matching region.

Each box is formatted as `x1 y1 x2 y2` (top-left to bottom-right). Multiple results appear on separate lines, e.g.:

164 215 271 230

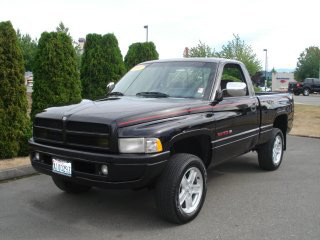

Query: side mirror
226 82 247 97
106 82 115 94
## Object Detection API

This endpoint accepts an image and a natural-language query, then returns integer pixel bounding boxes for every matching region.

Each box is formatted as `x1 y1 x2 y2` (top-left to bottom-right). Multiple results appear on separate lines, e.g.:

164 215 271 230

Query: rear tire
293 92 300 96
257 128 284 171
52 176 91 194
303 88 310 96
155 153 207 224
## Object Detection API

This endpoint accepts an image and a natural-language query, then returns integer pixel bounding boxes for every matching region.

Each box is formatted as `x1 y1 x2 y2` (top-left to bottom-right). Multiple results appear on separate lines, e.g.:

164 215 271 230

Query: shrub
81 33 125 100
124 42 159 71
31 31 81 119
0 21 31 158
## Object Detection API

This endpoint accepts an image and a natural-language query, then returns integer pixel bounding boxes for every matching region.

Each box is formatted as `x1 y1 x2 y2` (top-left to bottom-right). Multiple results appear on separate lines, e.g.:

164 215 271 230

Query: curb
289 134 320 140
0 165 36 181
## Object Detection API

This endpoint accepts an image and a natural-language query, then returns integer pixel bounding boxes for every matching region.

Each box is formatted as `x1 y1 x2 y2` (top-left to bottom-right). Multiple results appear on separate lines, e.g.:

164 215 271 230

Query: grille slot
67 122 109 133
33 127 63 143
34 118 62 129
66 133 109 148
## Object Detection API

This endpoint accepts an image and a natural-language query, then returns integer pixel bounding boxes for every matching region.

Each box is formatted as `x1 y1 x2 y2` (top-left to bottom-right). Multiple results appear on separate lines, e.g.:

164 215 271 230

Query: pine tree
124 42 159 71
0 21 31 158
81 33 125 100
31 31 81 119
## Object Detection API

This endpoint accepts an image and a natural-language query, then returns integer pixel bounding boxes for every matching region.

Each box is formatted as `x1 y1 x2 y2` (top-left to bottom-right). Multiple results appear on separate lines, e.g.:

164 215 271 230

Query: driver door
212 63 259 164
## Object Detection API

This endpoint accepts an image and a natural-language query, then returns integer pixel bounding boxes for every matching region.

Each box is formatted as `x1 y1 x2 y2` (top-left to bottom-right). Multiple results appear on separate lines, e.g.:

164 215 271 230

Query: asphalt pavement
293 94 320 106
0 135 319 240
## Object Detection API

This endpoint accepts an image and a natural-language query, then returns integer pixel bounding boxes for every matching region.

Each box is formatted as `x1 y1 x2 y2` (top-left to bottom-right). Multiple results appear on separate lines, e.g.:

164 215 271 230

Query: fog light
101 165 108 175
35 152 40 161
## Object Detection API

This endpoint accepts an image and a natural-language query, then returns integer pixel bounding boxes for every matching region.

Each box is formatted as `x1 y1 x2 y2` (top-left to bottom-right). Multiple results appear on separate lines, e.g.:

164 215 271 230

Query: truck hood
36 96 213 127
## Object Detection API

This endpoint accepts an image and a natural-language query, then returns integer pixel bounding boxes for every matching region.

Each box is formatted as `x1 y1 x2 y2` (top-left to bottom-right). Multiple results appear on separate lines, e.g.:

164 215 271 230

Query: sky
1 0 320 70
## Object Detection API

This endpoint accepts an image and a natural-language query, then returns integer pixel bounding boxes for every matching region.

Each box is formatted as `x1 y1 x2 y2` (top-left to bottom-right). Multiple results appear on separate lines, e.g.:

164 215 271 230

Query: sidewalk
0 157 36 181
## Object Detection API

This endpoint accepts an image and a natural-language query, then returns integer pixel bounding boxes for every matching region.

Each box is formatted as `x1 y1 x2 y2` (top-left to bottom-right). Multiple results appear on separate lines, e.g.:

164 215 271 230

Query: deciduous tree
295 46 320 81
217 34 262 76
188 41 215 58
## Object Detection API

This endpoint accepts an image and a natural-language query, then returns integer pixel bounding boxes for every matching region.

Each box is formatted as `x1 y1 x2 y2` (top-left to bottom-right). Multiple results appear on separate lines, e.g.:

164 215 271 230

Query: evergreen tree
81 33 125 100
16 30 37 72
0 21 31 158
56 22 70 36
124 42 159 71
31 31 81 119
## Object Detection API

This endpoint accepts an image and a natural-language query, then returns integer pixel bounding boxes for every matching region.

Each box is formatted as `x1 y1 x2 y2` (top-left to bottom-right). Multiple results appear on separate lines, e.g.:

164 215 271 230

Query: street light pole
263 49 268 91
144 25 148 42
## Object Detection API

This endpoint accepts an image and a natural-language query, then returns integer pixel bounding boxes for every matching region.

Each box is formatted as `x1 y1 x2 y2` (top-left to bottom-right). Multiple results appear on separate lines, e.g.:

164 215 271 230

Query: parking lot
0 135 319 240
293 94 320 106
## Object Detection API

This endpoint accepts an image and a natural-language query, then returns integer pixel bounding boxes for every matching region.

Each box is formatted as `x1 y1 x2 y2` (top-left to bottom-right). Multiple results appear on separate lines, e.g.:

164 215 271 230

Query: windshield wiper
108 91 124 96
136 92 169 98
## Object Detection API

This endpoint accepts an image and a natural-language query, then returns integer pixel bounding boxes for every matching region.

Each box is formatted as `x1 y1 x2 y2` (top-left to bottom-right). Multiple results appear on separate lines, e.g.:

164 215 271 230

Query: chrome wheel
272 135 283 165
304 89 309 96
178 167 203 214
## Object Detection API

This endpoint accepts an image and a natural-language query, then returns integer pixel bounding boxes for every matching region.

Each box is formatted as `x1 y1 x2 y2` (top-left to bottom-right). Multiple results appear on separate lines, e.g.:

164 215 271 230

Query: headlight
118 138 163 153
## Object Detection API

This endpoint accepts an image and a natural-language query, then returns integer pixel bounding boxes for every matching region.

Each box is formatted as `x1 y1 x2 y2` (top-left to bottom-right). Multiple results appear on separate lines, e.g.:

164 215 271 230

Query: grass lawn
290 104 320 138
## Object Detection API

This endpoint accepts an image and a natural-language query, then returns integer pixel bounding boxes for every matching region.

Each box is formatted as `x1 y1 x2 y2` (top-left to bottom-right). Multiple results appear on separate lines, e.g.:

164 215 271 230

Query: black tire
303 88 310 96
155 153 207 224
52 176 91 194
257 128 284 171
293 92 300 96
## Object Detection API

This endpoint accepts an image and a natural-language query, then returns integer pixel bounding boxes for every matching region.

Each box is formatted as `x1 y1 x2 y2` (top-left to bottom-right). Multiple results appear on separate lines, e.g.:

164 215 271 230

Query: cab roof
142 57 242 65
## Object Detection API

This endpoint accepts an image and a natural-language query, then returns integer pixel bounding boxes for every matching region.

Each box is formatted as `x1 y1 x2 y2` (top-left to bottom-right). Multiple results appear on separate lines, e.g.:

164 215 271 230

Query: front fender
117 113 215 152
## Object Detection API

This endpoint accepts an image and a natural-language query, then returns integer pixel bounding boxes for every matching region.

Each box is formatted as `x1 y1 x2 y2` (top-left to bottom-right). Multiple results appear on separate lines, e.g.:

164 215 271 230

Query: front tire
257 128 284 171
155 153 207 224
303 88 310 96
52 176 91 194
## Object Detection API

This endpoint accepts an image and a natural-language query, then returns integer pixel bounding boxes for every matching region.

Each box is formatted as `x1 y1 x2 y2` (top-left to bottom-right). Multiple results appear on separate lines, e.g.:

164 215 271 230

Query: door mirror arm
214 90 224 102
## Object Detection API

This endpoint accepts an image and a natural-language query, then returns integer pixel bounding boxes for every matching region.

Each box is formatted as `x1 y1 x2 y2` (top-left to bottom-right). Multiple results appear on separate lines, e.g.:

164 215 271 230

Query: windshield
112 61 217 99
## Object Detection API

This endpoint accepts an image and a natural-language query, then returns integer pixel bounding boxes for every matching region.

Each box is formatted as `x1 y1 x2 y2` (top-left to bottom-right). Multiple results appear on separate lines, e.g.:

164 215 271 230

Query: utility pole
144 25 148 42
263 49 268 91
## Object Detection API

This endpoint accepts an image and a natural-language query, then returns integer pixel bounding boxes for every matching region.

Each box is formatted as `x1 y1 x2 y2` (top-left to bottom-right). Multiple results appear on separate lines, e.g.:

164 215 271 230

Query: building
24 71 33 86
272 72 295 92
78 38 85 54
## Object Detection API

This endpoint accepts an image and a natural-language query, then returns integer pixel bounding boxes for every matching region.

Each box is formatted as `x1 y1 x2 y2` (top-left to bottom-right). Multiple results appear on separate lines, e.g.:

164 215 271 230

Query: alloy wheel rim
178 167 203 214
272 135 283 165
304 89 309 95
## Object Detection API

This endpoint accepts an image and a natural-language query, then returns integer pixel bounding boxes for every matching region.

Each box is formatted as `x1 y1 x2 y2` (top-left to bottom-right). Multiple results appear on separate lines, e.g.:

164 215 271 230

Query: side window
220 63 248 97
314 79 320 84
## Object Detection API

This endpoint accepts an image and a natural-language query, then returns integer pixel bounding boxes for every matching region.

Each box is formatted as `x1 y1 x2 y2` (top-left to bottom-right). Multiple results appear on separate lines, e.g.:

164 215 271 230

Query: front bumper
29 139 170 189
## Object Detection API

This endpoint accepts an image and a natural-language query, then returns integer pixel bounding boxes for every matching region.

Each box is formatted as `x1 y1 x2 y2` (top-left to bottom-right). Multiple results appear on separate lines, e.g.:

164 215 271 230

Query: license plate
52 158 72 177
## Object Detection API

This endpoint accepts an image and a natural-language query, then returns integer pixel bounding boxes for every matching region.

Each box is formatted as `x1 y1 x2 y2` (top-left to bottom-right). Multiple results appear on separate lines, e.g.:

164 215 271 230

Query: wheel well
170 135 211 168
273 115 288 150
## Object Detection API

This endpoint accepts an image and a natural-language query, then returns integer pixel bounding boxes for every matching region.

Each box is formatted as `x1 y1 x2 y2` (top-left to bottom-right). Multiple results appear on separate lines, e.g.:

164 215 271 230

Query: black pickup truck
29 58 294 224
288 78 320 96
